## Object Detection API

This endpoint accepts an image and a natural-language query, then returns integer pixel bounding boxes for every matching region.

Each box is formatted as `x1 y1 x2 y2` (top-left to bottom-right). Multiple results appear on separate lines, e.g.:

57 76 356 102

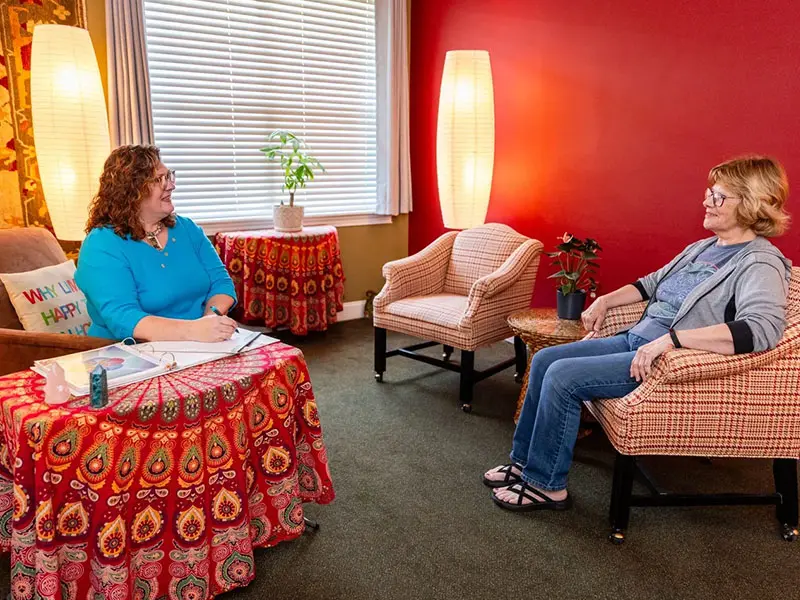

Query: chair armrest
651 314 800 385
469 240 544 300
0 328 112 377
374 231 457 311
597 302 647 337
461 240 543 324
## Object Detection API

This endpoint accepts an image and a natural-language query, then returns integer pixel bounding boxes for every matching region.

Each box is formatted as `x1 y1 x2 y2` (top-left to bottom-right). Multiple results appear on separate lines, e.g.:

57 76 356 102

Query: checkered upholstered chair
585 267 800 544
373 223 543 412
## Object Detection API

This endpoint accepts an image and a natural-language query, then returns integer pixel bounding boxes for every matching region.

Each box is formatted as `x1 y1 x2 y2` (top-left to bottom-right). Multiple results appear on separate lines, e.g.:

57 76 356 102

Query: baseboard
338 300 367 322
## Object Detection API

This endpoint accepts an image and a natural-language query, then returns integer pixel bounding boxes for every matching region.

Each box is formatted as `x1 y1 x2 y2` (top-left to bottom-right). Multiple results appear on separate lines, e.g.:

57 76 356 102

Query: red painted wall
409 0 800 306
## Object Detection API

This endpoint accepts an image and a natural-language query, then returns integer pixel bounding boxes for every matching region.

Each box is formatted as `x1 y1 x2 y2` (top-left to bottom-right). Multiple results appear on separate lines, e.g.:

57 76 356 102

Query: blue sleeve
75 231 150 339
181 217 237 308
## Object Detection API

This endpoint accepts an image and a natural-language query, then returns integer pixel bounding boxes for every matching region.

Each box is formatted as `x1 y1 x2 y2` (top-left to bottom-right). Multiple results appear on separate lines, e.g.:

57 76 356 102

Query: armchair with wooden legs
585 268 800 543
373 223 543 412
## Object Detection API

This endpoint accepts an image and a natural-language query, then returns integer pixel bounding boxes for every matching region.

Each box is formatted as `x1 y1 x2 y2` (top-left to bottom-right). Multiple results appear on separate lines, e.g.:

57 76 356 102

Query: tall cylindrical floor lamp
436 50 495 230
31 24 110 242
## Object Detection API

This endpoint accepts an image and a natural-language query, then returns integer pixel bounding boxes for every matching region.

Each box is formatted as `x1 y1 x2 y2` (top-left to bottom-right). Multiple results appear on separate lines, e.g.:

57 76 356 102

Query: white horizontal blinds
143 0 377 223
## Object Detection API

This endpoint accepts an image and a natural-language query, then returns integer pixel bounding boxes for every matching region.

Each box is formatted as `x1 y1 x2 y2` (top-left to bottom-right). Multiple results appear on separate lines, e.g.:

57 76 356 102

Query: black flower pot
557 290 586 320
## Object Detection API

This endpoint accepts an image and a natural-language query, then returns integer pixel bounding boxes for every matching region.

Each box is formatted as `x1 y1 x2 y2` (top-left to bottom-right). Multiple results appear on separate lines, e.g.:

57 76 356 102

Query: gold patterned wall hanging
0 0 87 231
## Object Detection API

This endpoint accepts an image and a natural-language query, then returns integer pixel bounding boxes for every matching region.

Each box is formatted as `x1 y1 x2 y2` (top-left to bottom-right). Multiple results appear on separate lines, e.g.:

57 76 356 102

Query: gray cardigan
632 236 792 353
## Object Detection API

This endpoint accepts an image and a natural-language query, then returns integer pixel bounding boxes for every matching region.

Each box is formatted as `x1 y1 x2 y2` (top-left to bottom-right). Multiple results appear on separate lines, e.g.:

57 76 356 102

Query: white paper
32 329 279 396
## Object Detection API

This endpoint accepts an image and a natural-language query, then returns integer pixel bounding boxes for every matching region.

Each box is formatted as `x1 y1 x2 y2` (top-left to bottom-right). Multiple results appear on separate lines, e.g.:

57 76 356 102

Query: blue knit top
75 215 236 340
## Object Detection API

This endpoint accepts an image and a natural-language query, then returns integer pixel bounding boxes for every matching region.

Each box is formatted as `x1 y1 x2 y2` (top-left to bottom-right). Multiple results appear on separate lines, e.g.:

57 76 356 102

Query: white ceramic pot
273 204 304 233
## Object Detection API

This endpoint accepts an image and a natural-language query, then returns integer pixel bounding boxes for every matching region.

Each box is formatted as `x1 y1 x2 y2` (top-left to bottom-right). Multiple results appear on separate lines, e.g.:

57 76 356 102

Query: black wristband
669 328 682 349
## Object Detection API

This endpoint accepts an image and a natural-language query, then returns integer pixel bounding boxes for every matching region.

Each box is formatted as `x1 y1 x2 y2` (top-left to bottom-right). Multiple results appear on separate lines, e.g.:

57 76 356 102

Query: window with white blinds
142 0 377 227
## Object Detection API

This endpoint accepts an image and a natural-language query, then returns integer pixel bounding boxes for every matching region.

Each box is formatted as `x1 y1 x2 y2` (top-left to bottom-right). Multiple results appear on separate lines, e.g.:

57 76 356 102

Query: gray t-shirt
629 241 751 342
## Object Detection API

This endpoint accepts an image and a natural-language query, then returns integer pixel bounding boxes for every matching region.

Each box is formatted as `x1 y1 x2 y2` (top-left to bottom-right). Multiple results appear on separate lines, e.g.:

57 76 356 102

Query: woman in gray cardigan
485 156 792 512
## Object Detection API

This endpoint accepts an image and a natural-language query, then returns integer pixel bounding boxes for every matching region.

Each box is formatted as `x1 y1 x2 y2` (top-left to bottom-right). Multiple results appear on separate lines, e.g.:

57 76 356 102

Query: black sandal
482 463 523 488
491 481 572 512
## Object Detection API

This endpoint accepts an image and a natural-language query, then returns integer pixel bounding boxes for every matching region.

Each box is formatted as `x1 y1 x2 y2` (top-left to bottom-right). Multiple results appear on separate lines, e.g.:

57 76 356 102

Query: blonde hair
708 155 790 237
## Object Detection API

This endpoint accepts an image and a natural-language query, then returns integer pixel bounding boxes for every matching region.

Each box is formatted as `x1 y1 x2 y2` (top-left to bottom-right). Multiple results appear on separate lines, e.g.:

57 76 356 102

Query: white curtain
376 0 412 215
106 0 154 147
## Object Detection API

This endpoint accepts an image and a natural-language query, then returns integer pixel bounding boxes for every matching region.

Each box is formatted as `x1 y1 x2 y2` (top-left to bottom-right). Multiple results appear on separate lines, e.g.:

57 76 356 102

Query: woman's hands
189 314 237 342
629 334 675 382
581 296 608 338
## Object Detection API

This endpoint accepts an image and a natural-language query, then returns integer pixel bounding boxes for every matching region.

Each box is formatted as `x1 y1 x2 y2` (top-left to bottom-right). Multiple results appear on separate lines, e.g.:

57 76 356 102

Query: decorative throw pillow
0 260 92 335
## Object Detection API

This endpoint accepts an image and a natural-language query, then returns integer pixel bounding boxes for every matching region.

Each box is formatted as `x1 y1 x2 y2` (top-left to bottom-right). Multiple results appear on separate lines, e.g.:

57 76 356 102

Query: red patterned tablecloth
0 343 334 600
215 226 346 335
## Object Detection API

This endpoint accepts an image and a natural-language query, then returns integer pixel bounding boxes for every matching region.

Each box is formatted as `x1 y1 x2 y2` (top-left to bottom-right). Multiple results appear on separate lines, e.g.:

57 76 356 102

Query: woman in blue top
75 145 238 342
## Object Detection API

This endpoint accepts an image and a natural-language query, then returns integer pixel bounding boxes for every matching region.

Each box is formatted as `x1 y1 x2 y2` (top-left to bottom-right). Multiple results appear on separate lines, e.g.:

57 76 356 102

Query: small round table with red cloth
0 343 334 600
215 226 346 335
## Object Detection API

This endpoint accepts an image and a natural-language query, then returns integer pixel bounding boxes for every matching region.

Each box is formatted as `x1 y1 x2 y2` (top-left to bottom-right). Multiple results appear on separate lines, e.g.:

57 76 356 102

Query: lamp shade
31 24 110 241
436 50 495 230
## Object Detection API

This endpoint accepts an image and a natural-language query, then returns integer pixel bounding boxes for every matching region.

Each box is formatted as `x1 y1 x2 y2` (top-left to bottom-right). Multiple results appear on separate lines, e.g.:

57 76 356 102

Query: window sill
197 213 393 236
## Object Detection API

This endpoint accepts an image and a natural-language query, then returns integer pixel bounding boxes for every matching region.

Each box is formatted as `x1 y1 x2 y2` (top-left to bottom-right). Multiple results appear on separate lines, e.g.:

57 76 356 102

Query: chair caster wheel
514 372 523 384
781 524 798 542
304 517 320 531
461 403 472 413
608 530 625 544
374 372 384 382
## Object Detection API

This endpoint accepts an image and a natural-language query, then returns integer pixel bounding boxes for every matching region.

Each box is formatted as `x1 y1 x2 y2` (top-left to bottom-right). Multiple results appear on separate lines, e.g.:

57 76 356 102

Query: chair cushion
443 224 529 296
0 260 92 336
384 294 468 330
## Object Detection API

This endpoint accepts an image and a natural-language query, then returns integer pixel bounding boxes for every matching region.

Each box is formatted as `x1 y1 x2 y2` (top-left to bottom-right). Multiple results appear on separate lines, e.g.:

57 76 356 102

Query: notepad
32 328 278 396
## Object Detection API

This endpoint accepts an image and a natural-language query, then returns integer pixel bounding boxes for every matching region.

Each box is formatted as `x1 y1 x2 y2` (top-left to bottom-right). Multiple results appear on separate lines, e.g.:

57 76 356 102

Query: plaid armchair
373 223 543 412
586 268 800 543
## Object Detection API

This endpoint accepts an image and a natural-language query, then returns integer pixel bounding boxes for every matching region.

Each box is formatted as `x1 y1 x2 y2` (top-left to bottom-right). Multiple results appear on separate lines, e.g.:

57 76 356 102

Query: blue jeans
510 334 647 491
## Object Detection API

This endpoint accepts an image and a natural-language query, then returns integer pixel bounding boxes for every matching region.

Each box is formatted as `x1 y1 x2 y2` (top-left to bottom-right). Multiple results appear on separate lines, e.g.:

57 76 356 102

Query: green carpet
1 319 796 599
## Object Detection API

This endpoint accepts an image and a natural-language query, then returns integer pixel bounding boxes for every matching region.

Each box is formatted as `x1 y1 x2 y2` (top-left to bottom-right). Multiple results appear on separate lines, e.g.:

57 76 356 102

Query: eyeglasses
705 187 738 207
154 170 176 189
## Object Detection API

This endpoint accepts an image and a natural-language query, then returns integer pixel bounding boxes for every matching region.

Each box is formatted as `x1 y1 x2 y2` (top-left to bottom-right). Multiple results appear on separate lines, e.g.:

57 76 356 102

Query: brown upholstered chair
586 268 800 544
0 228 109 377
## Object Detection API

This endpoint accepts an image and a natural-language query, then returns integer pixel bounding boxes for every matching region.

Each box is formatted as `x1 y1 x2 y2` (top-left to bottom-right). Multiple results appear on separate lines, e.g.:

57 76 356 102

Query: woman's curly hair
86 145 175 240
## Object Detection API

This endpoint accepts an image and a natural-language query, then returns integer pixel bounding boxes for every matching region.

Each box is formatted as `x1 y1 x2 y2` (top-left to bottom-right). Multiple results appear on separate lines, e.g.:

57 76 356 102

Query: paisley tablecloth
215 226 346 336
0 343 335 600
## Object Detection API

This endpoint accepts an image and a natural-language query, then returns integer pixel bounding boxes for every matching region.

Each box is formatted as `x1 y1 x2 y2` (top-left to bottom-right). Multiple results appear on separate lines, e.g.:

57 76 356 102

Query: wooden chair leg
773 458 799 541
374 327 386 382
459 350 475 412
609 453 636 544
443 345 454 361
513 336 527 383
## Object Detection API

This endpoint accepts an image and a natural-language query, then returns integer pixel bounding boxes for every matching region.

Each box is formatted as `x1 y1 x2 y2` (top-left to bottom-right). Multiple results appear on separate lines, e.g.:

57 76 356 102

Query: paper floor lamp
436 50 495 229
31 24 110 241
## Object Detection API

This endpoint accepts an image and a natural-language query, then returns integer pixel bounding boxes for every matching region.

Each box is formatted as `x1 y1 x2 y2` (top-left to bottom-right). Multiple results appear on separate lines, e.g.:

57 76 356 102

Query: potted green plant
259 130 325 232
546 233 601 320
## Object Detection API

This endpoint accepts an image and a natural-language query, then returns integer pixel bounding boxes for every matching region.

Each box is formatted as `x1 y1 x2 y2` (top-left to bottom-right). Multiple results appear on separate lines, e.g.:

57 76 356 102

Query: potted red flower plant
546 233 601 320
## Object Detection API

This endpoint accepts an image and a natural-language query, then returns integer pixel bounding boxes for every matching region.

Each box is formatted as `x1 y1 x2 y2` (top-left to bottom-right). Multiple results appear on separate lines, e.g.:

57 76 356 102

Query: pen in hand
209 305 240 333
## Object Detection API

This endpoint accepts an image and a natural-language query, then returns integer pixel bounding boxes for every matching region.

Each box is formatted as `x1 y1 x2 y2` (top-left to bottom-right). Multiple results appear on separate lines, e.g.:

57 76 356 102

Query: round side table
215 226 345 335
507 308 587 422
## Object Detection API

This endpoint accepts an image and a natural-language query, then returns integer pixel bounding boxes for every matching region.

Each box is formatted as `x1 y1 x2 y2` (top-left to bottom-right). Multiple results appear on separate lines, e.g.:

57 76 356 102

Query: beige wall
83 1 408 304
338 215 408 302
86 0 107 99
